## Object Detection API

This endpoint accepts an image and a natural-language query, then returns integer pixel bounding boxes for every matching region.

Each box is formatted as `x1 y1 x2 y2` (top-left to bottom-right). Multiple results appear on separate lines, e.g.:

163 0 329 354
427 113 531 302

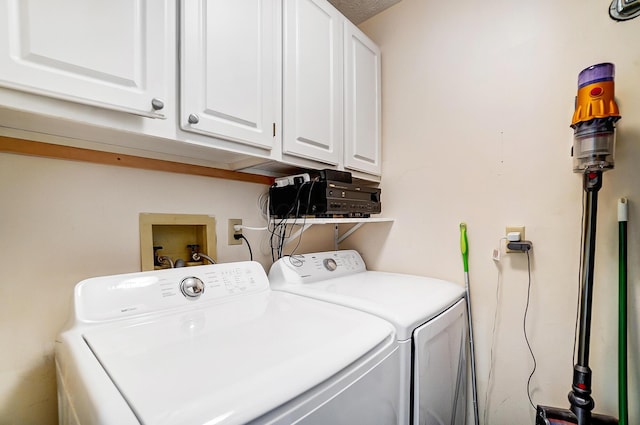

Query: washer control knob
180 277 205 299
323 258 337 271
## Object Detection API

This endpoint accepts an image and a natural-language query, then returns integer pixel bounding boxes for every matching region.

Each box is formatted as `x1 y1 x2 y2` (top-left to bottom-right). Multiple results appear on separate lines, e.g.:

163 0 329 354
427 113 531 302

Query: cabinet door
0 0 169 118
181 0 279 151
344 23 381 176
283 0 343 165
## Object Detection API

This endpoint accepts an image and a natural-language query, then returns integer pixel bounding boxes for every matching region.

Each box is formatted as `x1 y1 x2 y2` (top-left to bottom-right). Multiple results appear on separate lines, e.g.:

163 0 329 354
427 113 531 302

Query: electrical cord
267 183 289 261
269 184 298 259
524 250 537 410
267 179 316 261
239 225 268 231
484 237 506 425
258 191 270 221
486 239 537 413
236 234 253 261
288 180 316 258
284 182 310 256
268 184 294 261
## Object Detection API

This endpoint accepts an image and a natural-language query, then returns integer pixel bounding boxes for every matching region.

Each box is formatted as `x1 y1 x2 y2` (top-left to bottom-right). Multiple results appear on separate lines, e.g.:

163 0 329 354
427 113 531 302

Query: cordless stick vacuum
536 63 621 425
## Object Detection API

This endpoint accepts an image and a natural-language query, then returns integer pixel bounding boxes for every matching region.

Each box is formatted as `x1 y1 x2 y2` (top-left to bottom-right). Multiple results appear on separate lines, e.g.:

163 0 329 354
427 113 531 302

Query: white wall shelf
273 217 394 249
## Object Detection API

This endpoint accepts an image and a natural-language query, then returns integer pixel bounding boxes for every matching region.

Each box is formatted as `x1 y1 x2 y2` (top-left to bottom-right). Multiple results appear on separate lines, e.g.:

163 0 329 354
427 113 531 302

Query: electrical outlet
506 226 525 253
228 219 242 245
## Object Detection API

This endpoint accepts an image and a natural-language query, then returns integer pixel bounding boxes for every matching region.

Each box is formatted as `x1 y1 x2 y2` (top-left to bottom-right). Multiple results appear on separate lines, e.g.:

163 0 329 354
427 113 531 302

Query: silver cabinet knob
180 277 205 299
188 113 200 124
151 98 164 111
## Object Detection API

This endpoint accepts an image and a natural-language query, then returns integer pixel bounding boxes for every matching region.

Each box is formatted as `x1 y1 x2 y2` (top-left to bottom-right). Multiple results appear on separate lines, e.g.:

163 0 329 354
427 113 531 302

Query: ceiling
328 0 402 24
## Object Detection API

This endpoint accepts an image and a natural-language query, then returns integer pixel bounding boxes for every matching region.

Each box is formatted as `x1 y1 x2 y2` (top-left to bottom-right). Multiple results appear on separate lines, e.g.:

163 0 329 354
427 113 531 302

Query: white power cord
234 224 268 231
485 237 506 424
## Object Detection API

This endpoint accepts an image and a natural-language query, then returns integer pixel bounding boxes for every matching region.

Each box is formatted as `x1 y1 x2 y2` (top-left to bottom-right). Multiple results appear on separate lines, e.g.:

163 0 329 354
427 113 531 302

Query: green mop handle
460 223 479 425
460 223 469 272
618 198 628 425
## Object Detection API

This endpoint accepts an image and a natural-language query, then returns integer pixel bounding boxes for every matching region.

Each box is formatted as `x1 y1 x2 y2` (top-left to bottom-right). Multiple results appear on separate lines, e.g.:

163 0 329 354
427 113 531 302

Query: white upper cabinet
180 0 279 151
282 0 343 165
343 23 381 175
282 0 381 177
0 0 169 118
0 0 382 180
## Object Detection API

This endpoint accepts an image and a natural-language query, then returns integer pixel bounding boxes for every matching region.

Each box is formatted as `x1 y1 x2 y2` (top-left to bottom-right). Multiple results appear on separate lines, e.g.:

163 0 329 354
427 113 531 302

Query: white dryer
56 260 401 425
269 250 468 425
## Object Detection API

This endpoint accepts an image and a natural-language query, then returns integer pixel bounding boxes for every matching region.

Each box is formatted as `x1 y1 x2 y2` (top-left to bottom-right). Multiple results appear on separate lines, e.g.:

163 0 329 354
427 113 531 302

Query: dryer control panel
74 261 269 323
269 250 367 285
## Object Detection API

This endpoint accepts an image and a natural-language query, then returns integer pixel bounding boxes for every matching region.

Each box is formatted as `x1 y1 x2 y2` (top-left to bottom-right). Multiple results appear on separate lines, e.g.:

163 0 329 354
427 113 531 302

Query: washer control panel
75 261 269 322
269 250 367 285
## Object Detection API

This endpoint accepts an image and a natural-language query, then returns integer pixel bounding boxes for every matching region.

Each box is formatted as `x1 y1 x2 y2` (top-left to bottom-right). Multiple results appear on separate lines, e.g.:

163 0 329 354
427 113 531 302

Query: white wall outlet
505 226 525 253
228 219 242 245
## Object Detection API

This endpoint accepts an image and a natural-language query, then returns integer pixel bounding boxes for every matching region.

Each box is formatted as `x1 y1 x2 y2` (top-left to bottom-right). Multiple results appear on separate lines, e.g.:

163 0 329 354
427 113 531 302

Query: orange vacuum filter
572 79 620 126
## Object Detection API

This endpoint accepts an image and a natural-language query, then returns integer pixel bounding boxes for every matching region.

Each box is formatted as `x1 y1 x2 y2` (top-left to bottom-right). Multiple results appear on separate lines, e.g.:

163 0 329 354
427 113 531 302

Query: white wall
0 152 333 424
355 0 640 423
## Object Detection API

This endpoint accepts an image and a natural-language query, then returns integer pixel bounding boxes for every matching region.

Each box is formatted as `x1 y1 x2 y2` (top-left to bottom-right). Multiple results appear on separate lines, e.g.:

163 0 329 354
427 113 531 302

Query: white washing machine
269 250 468 425
56 260 401 425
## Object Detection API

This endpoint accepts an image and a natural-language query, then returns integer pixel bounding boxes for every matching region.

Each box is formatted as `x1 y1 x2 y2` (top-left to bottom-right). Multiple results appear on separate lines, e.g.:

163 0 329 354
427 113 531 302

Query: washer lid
271 271 465 340
82 291 394 425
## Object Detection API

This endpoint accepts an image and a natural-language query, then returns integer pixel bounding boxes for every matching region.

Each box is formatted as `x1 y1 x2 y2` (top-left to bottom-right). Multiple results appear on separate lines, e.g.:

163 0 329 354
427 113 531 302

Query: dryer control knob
180 277 205 299
323 258 337 271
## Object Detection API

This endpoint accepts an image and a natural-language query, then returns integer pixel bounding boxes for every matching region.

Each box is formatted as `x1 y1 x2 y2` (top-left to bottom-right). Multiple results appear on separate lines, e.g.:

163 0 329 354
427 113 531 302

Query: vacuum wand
536 174 618 425
460 223 480 425
569 172 602 424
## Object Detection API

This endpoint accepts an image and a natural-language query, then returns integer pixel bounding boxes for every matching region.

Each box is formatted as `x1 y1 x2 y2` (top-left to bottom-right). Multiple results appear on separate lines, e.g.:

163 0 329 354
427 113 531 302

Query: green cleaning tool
460 223 480 425
618 198 628 425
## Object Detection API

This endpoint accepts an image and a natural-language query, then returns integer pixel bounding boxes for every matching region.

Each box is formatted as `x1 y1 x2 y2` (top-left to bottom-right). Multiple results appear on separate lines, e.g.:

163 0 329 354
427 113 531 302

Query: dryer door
413 298 467 425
